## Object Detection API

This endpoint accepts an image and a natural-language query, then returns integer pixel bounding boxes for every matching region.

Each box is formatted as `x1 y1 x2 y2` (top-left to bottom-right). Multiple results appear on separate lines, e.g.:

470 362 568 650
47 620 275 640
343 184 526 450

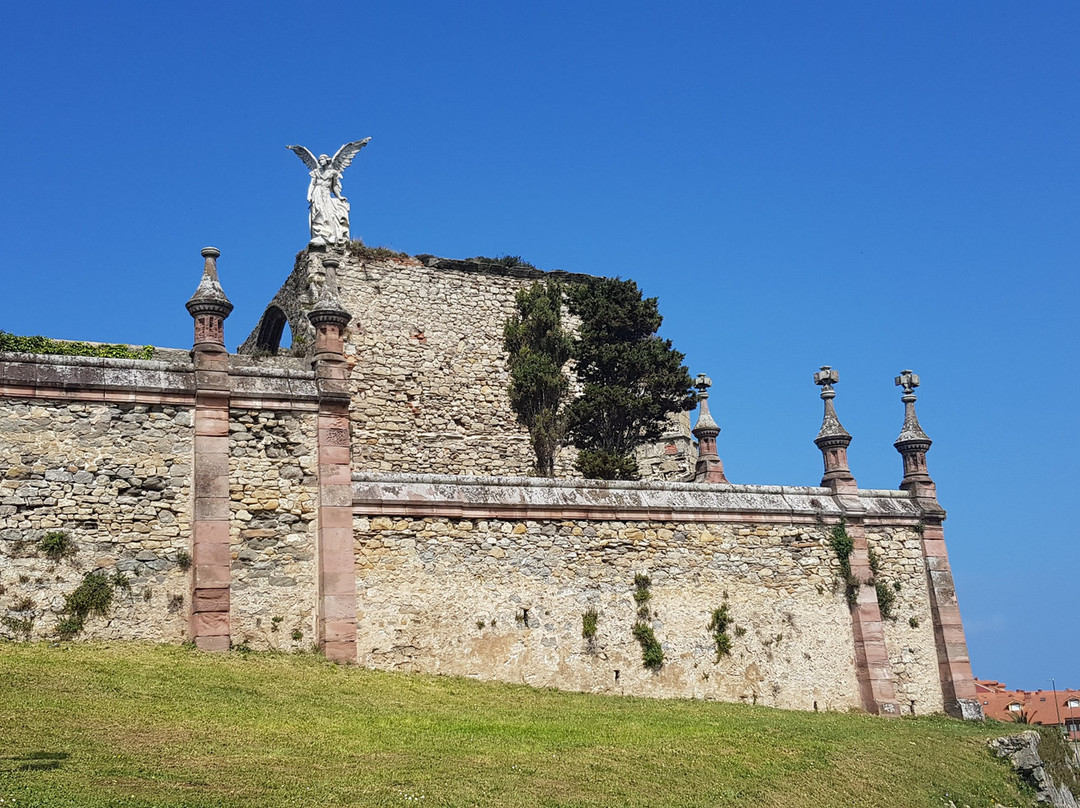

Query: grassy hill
0 642 1036 807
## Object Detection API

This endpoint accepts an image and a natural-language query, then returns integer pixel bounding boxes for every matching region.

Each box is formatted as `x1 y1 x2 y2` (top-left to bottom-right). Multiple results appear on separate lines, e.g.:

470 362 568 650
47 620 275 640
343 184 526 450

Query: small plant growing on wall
582 607 599 649
630 574 664 670
867 547 897 620
829 522 860 607
708 603 734 662
176 550 192 572
56 570 121 639
633 574 652 618
632 623 664 671
39 531 75 562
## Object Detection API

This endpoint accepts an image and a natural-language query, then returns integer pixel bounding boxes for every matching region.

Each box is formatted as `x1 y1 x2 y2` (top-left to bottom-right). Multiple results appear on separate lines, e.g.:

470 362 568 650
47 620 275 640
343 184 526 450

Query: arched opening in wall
254 306 288 355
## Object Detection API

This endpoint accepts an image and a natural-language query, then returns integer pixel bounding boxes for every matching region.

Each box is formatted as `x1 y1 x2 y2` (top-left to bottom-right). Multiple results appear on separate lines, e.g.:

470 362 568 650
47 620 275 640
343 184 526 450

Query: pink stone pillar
186 247 234 651
308 261 358 663
843 517 901 716
920 520 981 718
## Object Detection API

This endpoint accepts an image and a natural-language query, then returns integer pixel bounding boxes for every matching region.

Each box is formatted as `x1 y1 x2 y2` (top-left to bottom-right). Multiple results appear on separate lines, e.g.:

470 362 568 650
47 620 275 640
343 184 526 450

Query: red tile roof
975 678 1080 737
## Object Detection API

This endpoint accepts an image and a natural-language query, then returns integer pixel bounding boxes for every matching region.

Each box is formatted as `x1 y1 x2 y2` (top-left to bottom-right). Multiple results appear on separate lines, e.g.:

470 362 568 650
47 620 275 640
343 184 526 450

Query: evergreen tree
565 277 695 480
503 281 572 476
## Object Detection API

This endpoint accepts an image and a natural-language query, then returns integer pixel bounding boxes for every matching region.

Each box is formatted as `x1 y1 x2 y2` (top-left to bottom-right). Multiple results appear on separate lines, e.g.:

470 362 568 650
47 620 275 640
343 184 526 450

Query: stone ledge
0 351 195 398
351 472 924 523
0 351 321 408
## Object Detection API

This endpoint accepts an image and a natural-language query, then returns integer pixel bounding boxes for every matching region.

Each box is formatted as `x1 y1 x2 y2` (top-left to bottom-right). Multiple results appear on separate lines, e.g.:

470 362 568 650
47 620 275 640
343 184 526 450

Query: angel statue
287 139 371 247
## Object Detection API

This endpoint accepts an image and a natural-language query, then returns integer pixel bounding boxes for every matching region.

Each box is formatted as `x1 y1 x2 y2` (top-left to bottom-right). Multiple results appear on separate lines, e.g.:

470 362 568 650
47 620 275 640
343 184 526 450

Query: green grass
0 643 1034 807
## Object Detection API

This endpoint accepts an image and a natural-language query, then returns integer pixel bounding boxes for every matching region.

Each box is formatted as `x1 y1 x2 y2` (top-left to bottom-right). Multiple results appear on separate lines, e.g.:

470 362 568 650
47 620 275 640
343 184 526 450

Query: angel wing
286 144 319 170
330 138 371 172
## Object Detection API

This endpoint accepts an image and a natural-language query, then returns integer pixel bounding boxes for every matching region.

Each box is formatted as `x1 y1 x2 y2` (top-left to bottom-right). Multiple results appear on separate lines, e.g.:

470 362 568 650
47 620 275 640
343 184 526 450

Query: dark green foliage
176 550 192 572
503 281 572 476
875 581 896 620
829 522 860 607
346 240 410 261
632 623 664 670
0 331 153 360
581 608 598 640
868 547 897 619
909 616 920 629
39 531 75 562
574 449 639 481
633 574 652 618
708 604 734 661
57 570 124 639
471 255 537 270
564 278 695 480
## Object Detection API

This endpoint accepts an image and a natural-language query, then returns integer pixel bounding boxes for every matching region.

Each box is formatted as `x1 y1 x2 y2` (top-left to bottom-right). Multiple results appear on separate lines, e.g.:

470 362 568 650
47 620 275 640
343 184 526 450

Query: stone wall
228 408 319 651
348 473 954 710
243 249 688 480
0 400 193 643
0 244 982 719
353 513 865 708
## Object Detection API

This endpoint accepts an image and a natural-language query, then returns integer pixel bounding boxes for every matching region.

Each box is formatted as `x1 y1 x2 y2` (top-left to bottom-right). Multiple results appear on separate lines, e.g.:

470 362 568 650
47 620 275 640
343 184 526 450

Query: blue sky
2 2 1077 691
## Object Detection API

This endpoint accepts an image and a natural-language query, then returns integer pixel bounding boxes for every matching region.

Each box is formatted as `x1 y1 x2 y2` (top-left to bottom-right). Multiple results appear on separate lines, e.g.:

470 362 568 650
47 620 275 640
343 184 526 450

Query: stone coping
0 351 318 406
0 351 195 397
351 472 925 523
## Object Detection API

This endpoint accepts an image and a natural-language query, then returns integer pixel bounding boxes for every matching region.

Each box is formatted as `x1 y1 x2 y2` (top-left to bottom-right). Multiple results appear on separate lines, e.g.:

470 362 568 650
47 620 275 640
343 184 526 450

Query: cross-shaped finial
813 365 838 392
895 369 920 396
694 373 712 394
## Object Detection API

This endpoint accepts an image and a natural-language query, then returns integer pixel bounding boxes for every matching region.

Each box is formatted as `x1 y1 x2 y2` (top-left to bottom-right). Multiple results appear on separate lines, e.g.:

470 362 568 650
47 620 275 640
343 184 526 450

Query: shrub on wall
829 522 860 607
581 608 598 641
708 603 734 662
630 574 664 670
56 570 128 639
39 531 75 562
0 331 154 360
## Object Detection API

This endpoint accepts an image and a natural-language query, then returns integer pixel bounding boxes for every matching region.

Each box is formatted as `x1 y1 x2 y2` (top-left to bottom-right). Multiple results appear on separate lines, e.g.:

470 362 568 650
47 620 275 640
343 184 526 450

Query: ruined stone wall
243 250 693 480
353 514 867 708
338 253 577 476
0 400 194 643
227 408 319 651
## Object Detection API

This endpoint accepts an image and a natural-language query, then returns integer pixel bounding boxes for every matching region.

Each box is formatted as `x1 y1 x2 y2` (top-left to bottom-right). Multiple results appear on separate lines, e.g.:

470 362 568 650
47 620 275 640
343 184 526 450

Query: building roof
974 678 1080 727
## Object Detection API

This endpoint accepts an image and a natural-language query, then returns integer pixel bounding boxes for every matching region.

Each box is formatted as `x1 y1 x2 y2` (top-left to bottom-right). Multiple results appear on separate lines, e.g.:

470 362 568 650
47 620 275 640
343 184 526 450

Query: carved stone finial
186 246 233 352
813 365 838 395
894 369 930 444
812 366 855 491
691 372 727 483
287 139 371 247
813 365 850 441
895 369 920 397
893 369 935 497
